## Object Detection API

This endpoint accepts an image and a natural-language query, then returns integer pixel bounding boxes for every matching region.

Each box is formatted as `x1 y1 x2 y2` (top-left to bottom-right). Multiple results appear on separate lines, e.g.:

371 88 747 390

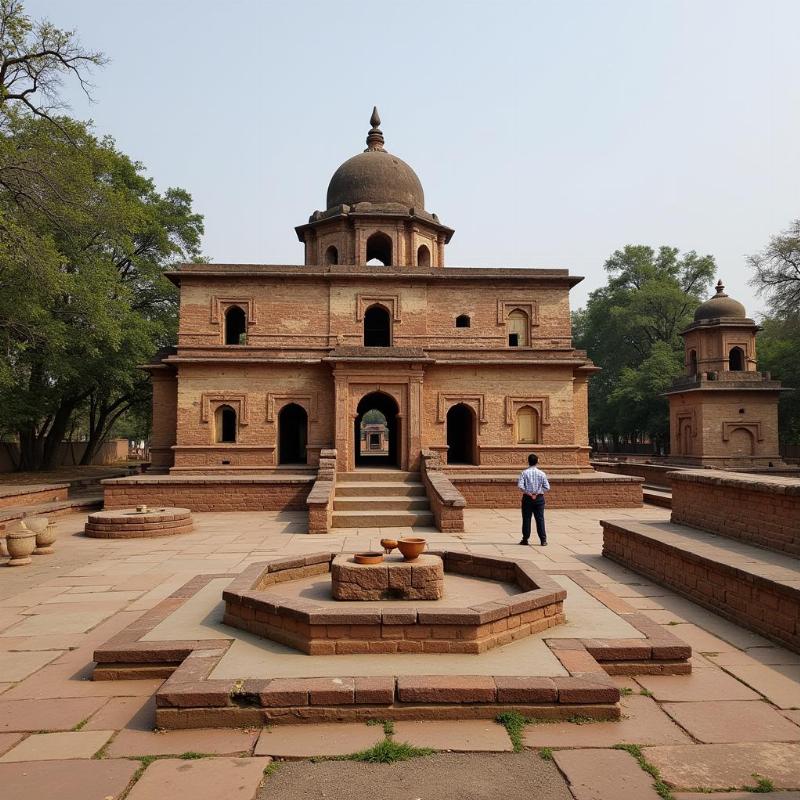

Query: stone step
335 481 426 497
331 509 435 528
0 494 103 534
338 471 420 483
333 495 430 511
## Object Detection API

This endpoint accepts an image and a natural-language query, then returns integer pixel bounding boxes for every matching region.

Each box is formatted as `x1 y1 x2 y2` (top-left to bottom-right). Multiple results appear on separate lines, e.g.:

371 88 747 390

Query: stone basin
222 550 567 655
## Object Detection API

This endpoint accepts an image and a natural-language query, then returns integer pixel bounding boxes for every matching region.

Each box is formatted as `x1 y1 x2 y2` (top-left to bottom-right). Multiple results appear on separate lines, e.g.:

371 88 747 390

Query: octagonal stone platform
331 553 444 601
84 507 193 539
222 551 567 655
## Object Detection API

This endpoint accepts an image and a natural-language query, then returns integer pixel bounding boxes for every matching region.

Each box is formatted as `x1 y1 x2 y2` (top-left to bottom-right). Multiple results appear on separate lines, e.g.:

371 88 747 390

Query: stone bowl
397 537 426 561
353 551 384 565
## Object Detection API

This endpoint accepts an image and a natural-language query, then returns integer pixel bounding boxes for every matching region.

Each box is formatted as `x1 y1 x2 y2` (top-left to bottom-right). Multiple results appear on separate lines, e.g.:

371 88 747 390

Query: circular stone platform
84 507 193 539
331 553 444 601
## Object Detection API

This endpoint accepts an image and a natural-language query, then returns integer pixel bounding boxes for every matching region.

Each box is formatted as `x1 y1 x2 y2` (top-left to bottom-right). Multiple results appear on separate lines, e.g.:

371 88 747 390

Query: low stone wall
671 470 800 556
590 461 676 489
602 519 800 653
450 472 642 509
103 475 314 512
420 450 465 532
0 484 69 510
306 449 336 534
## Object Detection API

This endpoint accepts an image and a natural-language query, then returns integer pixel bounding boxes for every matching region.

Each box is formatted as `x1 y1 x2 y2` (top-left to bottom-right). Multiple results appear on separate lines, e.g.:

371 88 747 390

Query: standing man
517 453 550 546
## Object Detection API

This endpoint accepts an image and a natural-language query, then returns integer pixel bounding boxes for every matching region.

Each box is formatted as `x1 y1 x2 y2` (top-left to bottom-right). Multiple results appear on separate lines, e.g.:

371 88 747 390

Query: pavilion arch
224 305 247 345
516 405 540 445
215 404 237 443
278 403 308 465
417 244 431 267
507 308 529 347
689 349 698 375
324 245 339 265
366 232 393 266
446 403 477 465
363 303 392 347
728 346 745 371
355 391 399 467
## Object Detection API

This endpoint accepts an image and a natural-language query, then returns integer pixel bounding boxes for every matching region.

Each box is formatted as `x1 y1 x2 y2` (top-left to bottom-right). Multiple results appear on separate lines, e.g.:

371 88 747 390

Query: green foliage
745 773 775 792
757 315 800 445
612 743 674 799
573 245 715 449
748 219 800 316
496 710 529 752
538 747 554 761
337 739 434 764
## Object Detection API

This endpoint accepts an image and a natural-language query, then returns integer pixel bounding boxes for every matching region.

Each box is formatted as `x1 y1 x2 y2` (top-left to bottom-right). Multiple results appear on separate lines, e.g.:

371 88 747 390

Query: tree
0 114 203 470
573 245 716 451
0 0 106 129
748 220 800 316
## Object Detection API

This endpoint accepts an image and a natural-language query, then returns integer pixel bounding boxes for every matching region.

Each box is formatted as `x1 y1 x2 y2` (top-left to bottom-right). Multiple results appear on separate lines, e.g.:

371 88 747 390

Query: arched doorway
729 347 745 371
278 403 308 464
355 392 399 467
366 232 392 265
364 304 391 347
446 403 477 465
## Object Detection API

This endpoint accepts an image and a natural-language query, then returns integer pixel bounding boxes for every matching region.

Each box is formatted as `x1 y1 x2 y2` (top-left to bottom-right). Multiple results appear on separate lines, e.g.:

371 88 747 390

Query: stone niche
331 554 444 601
222 550 567 655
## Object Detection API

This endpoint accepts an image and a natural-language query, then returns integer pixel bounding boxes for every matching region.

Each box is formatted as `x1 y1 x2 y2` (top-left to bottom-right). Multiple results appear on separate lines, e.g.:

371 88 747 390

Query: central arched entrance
446 403 477 465
278 403 308 465
355 392 399 467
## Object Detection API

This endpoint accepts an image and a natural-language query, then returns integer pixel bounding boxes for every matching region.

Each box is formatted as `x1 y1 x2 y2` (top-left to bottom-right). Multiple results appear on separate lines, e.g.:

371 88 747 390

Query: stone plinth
84 507 193 539
331 554 444 601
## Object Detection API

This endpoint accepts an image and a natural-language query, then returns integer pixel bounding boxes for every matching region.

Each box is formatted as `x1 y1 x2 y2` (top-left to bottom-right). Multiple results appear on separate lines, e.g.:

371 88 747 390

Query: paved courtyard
2 505 800 799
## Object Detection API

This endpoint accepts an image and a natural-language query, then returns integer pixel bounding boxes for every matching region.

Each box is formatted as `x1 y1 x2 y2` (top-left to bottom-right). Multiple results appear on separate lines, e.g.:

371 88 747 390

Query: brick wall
603 521 800 653
671 470 800 556
0 485 68 509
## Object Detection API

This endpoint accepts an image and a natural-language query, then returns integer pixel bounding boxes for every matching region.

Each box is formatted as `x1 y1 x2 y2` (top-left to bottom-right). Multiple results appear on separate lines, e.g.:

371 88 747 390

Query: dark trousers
521 494 546 543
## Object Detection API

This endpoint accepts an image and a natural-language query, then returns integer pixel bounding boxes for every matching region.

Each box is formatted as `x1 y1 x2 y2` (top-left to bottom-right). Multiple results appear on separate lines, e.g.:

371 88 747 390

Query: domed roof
325 108 425 211
694 280 747 321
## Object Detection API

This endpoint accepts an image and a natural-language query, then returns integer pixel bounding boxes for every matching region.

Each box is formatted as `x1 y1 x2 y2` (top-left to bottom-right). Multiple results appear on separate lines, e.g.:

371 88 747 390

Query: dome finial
365 106 385 152
715 279 727 296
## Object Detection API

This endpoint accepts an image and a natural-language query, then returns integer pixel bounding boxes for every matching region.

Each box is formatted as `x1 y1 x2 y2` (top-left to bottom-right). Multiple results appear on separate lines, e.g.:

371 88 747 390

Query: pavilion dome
325 107 425 212
694 280 747 321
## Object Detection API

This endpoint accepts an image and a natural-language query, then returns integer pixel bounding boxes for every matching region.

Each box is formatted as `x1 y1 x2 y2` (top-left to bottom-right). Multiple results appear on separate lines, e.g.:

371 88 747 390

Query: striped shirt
517 466 551 497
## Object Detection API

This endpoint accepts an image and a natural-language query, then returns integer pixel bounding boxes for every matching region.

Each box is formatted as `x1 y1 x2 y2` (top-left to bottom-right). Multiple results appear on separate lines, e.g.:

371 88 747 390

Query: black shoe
540 540 548 546
519 539 529 545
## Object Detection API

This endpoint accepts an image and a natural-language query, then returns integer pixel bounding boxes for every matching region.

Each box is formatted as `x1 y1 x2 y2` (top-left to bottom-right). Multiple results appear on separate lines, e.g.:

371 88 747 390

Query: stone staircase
332 470 434 529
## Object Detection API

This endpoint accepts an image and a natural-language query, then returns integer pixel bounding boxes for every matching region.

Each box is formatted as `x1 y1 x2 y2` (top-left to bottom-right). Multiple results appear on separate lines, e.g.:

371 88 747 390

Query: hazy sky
29 0 800 315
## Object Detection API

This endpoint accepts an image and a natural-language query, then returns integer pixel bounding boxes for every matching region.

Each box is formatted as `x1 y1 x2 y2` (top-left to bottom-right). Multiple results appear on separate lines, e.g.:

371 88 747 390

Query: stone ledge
670 469 800 495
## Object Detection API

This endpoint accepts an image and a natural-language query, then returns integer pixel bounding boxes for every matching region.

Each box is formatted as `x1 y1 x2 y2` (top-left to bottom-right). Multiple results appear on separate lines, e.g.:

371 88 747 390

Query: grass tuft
538 747 554 761
619 687 633 696
745 774 775 792
612 743 674 800
639 688 654 697
263 762 281 778
337 739 434 764
496 710 529 752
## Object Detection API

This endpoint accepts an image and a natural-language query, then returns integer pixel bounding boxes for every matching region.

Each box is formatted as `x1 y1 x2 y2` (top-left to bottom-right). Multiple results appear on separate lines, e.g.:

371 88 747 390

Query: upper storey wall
175 268 577 352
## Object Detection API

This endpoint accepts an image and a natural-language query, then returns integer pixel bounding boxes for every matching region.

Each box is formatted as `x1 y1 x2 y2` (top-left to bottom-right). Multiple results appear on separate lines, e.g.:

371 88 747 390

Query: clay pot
380 538 398 554
397 537 426 561
34 521 57 555
6 523 36 566
354 552 384 565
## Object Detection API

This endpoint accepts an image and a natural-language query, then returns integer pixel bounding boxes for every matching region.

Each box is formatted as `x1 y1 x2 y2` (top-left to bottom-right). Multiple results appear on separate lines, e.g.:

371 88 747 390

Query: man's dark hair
528 453 539 466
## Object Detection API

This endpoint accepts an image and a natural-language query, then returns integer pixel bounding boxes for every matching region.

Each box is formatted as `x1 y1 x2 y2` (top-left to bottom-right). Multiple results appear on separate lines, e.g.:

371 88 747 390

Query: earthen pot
354 552 384 565
34 520 57 555
380 538 398 554
397 537 426 561
6 523 36 566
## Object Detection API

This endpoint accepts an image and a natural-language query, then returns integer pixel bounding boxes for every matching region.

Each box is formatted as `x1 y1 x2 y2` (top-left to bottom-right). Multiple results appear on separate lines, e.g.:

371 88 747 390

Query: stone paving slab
523 694 691 747
662 700 800 743
674 793 800 799
553 748 662 799
636 668 761 701
0 757 139 800
391 720 514 751
708 661 800 709
255 723 384 758
0 649 61 681
127 756 272 800
106 726 259 757
0 730 114 761
84 696 155 731
644 743 800 791
0 732 23 756
0 697 107 732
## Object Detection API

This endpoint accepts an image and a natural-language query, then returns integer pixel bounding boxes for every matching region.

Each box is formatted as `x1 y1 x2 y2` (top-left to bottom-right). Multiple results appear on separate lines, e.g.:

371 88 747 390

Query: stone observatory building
109 109 641 528
665 280 785 467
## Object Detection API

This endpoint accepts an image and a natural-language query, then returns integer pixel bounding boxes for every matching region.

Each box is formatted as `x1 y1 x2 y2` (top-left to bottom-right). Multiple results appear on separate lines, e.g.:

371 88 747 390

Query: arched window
516 406 539 444
446 403 477 465
215 405 237 443
728 346 745 371
507 309 529 347
456 314 471 328
224 306 247 345
417 244 431 267
366 232 392 266
364 304 391 347
689 349 698 375
324 245 338 265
